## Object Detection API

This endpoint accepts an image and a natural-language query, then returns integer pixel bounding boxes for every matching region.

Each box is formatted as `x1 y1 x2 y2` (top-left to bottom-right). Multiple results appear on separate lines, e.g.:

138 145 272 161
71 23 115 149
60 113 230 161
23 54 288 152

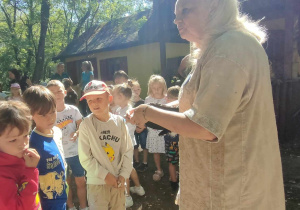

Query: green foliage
0 0 152 89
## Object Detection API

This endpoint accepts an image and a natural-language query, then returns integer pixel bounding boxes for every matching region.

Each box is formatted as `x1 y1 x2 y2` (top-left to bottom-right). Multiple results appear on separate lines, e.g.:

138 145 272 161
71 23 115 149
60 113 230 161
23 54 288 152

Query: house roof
54 10 152 60
55 0 290 60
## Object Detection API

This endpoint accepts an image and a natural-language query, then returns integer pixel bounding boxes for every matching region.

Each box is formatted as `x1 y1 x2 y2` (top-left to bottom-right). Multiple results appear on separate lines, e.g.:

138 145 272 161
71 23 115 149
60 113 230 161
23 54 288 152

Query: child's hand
135 125 145 133
117 176 125 189
70 131 78 142
23 148 40 168
105 173 118 188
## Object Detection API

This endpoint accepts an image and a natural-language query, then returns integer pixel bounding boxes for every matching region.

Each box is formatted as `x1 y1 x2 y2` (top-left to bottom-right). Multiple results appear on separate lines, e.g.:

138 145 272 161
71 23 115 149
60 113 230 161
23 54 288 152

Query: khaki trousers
87 184 125 210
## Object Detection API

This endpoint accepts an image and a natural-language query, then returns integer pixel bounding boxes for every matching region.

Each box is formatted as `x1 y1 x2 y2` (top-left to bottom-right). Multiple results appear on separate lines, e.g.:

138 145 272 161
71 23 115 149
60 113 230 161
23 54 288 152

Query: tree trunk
73 7 91 40
25 0 34 72
32 0 50 83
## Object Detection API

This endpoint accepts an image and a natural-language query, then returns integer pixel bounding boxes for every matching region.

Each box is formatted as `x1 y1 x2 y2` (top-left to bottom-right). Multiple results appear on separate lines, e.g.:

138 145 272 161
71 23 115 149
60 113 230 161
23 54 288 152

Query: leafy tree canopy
0 0 152 88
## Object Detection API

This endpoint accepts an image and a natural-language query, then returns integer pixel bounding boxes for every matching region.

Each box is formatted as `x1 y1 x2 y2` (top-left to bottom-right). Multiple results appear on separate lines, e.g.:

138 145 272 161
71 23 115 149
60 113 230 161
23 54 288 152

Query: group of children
0 70 181 210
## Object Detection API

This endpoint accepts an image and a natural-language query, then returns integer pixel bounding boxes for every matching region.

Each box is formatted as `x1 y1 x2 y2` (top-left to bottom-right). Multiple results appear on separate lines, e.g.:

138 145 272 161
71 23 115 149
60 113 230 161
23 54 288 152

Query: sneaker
133 161 141 169
130 185 145 196
137 163 148 172
153 170 164 181
125 195 133 208
80 207 89 210
68 207 77 210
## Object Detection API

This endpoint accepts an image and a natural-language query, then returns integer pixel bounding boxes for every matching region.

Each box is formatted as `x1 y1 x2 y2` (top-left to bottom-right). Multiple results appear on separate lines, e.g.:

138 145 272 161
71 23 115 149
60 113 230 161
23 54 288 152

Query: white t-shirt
56 105 82 158
115 105 136 146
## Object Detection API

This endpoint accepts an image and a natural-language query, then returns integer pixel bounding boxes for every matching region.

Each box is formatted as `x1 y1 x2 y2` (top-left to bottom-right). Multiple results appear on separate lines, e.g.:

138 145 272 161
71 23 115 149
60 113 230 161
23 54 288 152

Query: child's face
0 127 29 158
114 77 128 85
32 109 57 132
112 91 124 106
48 85 66 105
151 82 164 99
8 71 15 80
10 87 20 96
86 93 110 117
132 84 141 97
81 64 87 72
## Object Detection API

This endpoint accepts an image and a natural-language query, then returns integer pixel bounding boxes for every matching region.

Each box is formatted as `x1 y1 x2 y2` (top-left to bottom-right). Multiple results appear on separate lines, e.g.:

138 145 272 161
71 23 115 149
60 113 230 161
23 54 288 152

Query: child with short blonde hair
0 101 41 209
112 82 145 208
47 80 88 210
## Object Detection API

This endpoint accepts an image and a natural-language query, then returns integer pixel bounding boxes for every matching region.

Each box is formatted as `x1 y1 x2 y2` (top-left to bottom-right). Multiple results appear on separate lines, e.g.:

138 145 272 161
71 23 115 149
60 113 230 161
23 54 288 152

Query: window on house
99 56 128 82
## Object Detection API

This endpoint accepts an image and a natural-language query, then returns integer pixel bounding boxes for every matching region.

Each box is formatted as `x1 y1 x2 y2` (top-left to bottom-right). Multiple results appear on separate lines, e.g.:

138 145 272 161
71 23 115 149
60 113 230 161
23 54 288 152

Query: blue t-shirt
29 127 67 210
81 71 94 90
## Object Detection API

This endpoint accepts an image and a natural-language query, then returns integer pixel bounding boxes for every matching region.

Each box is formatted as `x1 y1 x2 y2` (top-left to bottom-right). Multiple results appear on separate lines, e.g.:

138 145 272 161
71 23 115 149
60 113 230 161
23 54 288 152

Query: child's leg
154 153 162 171
137 129 149 172
143 149 148 163
169 163 178 182
140 129 148 164
134 147 139 163
66 176 75 208
131 168 141 187
125 178 131 196
111 187 126 210
129 168 145 196
87 185 110 210
68 156 87 208
75 177 87 208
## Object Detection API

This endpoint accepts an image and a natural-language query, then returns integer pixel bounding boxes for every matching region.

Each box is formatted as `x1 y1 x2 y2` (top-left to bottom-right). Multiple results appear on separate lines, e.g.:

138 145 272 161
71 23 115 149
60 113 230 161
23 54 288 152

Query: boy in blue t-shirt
23 86 67 210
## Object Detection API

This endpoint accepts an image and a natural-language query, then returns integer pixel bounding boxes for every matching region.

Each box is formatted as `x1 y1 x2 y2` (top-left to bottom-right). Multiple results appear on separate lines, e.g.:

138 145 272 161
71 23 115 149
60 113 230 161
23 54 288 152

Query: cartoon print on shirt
17 182 28 193
56 115 73 131
102 142 115 162
39 171 65 199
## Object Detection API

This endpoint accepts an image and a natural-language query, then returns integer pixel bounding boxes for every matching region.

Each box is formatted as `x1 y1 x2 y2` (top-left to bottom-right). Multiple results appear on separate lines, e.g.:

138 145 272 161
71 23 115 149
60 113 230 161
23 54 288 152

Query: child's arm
119 122 134 180
0 149 40 209
70 118 83 142
78 122 110 182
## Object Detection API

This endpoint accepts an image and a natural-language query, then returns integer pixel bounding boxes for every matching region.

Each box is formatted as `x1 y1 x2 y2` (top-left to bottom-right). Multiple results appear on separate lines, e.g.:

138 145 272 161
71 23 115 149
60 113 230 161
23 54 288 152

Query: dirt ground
70 147 300 210
70 152 179 210
281 146 300 210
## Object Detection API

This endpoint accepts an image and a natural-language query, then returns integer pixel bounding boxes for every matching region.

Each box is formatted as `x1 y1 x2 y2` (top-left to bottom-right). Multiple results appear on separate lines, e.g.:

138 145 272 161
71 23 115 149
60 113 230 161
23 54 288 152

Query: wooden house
54 0 189 96
241 0 300 142
54 0 300 142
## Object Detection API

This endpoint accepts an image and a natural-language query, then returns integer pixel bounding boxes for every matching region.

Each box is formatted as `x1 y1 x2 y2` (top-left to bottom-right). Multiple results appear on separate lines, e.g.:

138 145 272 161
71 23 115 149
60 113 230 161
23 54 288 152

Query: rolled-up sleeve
184 56 247 141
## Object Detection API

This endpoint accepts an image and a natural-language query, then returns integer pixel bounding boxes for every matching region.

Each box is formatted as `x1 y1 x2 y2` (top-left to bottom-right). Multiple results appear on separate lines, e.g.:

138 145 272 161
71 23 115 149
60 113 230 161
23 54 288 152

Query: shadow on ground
70 152 179 210
281 146 300 210
69 146 300 210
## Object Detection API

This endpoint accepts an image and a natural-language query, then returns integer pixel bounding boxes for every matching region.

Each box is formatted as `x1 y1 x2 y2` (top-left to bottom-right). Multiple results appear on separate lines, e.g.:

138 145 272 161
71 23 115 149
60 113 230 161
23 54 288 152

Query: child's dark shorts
66 155 85 177
164 134 179 165
134 129 148 149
